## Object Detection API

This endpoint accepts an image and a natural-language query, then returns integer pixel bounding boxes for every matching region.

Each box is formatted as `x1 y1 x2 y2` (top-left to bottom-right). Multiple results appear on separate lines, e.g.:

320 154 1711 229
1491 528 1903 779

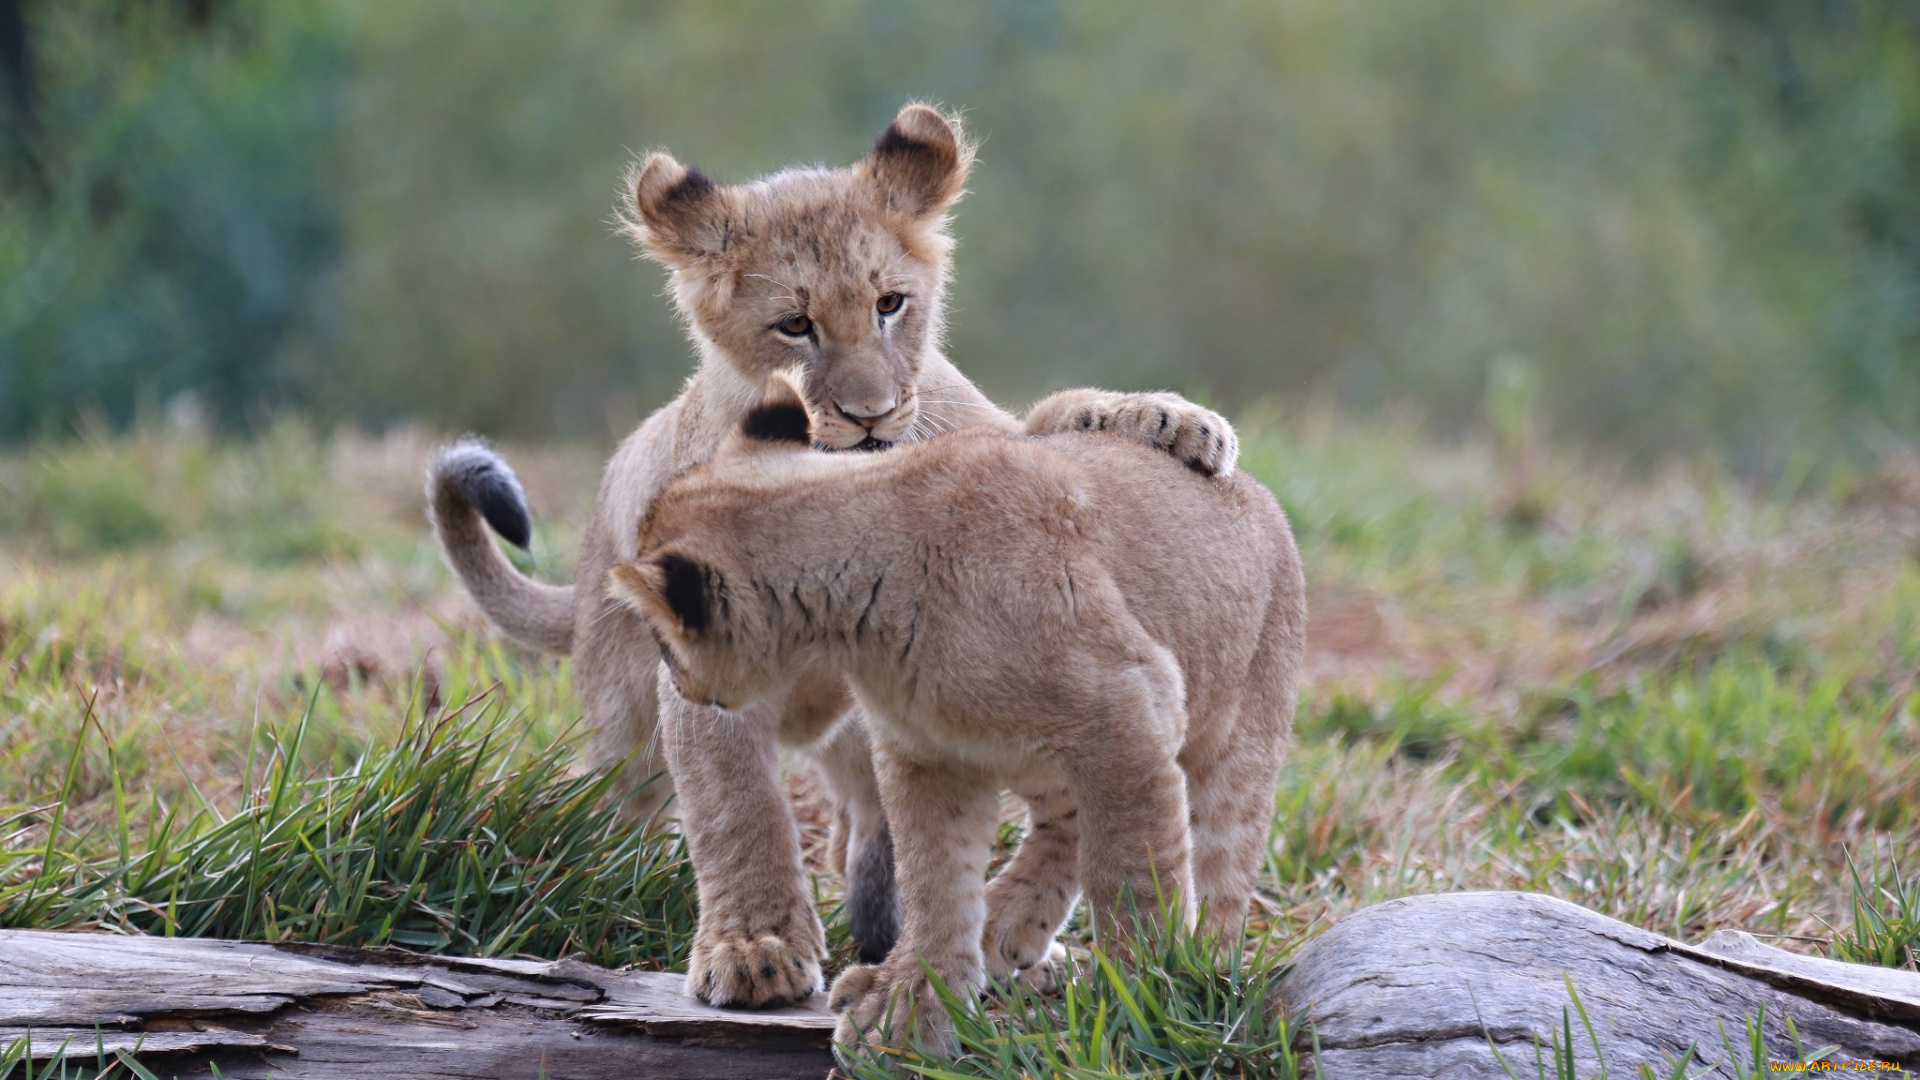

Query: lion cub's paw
1171 403 1237 477
989 940 1073 998
829 958 961 1055
1109 393 1238 477
1027 390 1239 477
686 928 824 1009
983 897 1065 983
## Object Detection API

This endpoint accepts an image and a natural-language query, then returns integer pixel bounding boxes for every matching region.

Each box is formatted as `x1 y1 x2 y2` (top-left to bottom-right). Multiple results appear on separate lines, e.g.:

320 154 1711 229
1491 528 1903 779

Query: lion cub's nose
836 396 899 430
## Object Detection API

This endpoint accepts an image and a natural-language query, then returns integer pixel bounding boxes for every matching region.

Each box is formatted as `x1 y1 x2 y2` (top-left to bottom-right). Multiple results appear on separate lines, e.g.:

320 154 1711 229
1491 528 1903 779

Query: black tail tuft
436 440 534 551
847 821 901 964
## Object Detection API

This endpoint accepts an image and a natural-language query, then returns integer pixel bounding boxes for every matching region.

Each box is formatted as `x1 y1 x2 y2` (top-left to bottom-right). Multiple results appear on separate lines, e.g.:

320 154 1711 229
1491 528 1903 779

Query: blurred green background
2 0 1916 471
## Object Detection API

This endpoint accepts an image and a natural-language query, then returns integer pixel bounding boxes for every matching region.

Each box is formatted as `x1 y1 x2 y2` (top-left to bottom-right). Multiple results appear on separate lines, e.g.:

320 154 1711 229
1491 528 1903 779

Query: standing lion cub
610 379 1306 1050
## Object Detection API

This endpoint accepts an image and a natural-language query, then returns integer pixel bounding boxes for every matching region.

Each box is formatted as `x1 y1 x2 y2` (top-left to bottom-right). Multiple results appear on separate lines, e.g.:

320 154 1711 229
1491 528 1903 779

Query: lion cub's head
623 103 974 450
608 377 828 709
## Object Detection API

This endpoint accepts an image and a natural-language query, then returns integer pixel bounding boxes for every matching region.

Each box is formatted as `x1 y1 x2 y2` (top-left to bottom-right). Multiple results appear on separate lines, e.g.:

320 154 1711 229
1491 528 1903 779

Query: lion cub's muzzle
813 395 919 450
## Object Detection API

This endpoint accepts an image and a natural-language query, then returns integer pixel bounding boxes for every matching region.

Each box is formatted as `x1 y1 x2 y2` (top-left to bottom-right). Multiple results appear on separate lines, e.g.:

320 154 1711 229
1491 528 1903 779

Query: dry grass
1239 407 1920 951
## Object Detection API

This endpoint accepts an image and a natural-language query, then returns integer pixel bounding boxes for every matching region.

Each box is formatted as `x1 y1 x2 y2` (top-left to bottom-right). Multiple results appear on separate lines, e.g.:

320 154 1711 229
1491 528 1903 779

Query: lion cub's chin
813 430 902 454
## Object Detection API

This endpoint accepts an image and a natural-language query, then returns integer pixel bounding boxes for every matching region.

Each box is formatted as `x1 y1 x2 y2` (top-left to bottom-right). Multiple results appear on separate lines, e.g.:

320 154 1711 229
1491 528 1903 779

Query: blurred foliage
0 0 349 437
2 0 1916 468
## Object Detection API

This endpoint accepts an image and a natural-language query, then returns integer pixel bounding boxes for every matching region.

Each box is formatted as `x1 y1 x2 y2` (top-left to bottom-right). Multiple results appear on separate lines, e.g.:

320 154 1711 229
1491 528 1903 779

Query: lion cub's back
1033 433 1303 719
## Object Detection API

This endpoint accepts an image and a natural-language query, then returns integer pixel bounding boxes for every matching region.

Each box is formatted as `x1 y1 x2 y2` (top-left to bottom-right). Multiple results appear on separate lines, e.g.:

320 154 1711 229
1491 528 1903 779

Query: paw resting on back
1025 389 1239 477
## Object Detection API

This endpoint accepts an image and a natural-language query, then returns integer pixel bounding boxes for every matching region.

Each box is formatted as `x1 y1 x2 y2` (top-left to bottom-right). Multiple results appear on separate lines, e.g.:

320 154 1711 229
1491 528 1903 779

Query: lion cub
609 379 1305 1050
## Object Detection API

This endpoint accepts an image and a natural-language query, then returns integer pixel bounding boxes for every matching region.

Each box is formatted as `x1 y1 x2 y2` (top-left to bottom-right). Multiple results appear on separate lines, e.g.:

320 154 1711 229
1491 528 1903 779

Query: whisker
589 601 634 632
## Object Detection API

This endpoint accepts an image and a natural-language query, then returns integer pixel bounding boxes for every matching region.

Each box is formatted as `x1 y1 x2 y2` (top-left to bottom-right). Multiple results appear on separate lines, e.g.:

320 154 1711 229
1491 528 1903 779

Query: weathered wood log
1278 891 1920 1078
0 930 835 1079
16 893 1920 1078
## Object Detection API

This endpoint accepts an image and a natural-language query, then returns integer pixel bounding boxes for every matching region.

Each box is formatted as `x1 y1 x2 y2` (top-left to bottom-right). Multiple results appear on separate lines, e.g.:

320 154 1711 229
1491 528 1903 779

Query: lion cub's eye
875 292 904 316
776 313 813 337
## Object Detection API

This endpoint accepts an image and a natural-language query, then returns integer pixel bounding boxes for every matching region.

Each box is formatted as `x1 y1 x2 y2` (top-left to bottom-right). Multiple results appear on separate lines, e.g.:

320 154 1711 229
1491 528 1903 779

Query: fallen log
0 930 835 1079
1278 891 1920 1078
13 892 1920 1079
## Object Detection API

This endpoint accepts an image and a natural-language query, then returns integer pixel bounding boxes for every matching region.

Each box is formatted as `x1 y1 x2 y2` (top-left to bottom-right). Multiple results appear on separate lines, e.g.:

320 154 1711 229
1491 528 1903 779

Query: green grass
1835 850 1920 973
839 911 1312 1080
2 1040 163 1080
1 1036 238 1080
3 414 1919 1077
1 692 693 967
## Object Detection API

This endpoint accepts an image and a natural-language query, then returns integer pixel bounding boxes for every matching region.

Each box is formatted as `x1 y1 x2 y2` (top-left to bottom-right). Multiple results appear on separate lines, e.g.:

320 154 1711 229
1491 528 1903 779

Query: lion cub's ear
628 151 734 266
610 553 717 636
738 372 814 447
860 102 974 218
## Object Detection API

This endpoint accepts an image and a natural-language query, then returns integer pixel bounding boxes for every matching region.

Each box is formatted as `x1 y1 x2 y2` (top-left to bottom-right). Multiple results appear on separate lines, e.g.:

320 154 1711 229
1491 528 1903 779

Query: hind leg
1052 649 1196 948
1185 730 1286 938
577 585 675 823
1191 558 1304 937
982 772 1080 991
1186 643 1298 936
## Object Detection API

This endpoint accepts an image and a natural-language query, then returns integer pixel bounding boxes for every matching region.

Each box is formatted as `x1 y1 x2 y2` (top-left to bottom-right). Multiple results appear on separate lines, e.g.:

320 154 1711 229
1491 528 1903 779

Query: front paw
829 958 961 1054
685 924 825 1008
1110 393 1238 476
1028 390 1239 476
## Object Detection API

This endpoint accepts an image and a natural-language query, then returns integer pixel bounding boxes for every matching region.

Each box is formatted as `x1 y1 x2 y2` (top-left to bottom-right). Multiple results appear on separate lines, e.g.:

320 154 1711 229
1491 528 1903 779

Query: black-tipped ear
862 103 972 217
629 152 732 264
742 402 811 444
739 372 813 445
656 553 716 634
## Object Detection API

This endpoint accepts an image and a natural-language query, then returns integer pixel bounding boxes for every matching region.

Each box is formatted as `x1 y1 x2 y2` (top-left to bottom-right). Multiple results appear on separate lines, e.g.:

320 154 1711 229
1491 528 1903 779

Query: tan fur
428 102 1246 1009
612 381 1305 1051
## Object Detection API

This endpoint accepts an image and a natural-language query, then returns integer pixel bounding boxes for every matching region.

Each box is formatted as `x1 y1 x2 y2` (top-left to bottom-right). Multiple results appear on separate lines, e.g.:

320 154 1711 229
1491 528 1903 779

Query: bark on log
0 930 835 1079
1278 891 1920 1078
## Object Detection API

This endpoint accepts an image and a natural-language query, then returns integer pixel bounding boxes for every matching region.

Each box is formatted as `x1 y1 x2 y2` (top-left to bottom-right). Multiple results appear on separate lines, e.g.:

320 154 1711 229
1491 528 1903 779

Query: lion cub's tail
427 440 576 655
